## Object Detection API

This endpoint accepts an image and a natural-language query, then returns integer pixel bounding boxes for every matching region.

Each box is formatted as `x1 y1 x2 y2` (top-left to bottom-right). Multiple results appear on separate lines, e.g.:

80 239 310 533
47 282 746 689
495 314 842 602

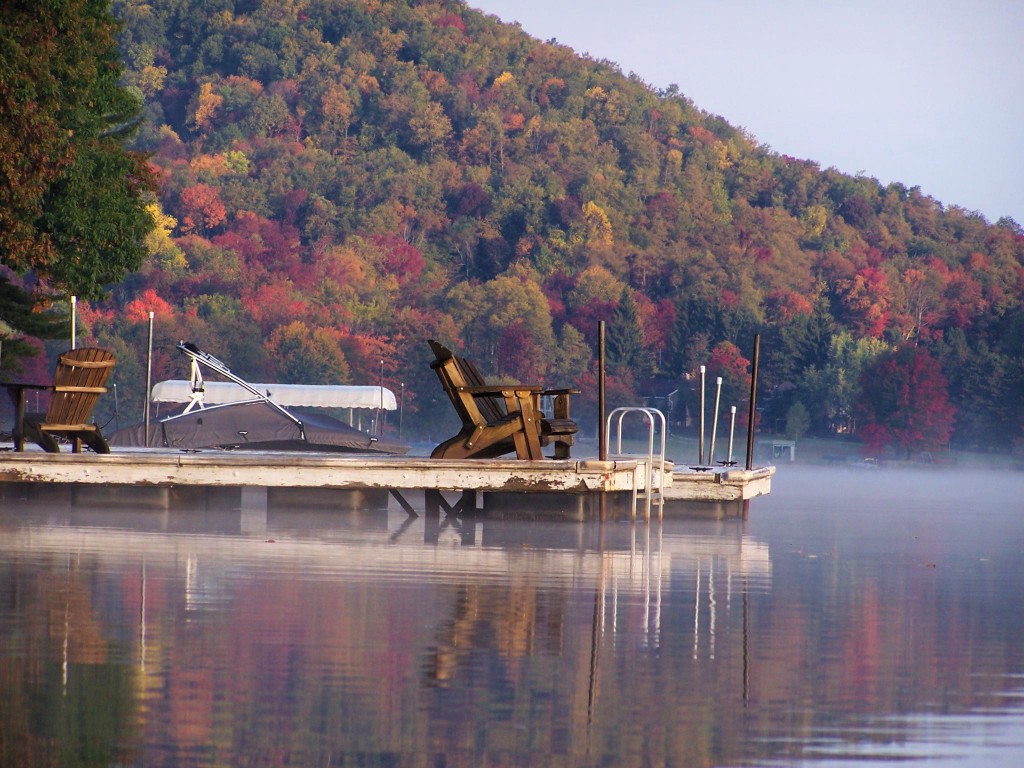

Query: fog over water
1 462 1022 766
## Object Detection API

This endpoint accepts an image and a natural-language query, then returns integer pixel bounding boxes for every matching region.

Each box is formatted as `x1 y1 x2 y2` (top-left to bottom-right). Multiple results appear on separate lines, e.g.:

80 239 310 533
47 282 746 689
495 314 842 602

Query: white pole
727 406 737 465
70 296 77 349
709 377 722 465
399 382 405 440
379 359 384 435
144 312 154 446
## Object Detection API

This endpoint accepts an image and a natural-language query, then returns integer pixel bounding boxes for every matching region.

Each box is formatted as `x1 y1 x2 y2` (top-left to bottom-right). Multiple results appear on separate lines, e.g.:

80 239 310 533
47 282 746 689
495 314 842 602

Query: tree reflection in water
1 466 1022 766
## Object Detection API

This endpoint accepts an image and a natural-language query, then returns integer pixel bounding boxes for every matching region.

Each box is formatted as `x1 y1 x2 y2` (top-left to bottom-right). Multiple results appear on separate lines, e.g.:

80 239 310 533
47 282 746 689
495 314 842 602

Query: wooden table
3 383 50 452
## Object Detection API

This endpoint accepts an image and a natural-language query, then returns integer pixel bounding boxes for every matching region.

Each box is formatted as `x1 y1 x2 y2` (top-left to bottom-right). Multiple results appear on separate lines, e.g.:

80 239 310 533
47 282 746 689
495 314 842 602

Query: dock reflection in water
1 465 1022 766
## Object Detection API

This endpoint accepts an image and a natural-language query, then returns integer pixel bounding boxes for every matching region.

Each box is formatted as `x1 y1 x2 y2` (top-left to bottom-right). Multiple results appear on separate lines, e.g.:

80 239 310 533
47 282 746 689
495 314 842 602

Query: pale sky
471 0 1023 224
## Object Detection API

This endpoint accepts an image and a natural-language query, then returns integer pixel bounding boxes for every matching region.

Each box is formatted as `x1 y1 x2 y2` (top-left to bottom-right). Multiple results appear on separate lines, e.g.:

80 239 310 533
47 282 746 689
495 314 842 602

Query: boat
108 342 409 455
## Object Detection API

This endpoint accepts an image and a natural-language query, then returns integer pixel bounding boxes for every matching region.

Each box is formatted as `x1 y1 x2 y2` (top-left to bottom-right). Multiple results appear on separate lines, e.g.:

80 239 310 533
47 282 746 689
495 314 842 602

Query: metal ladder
606 407 667 521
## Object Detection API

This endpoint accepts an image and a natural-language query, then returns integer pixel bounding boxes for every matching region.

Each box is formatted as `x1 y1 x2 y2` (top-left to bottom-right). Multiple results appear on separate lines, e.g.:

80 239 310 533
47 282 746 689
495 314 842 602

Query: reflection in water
0 465 1022 766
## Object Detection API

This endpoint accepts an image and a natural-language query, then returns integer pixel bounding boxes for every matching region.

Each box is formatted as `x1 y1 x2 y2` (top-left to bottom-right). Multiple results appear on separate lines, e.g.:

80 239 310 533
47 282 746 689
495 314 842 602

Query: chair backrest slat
46 348 116 426
456 356 507 423
429 340 513 428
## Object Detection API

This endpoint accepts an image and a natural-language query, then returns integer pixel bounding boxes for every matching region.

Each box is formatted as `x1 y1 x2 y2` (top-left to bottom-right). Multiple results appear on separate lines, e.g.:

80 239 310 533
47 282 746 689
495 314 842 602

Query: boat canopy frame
158 342 398 412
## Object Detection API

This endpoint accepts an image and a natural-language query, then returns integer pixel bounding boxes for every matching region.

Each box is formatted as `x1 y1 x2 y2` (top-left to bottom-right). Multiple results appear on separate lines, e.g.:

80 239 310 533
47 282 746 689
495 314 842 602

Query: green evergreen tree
0 0 155 365
2 0 156 290
606 288 645 374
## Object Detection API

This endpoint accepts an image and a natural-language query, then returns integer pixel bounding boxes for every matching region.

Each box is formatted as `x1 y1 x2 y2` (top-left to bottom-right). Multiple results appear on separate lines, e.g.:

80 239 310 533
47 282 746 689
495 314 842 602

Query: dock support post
424 489 442 519
424 489 475 518
745 334 760 471
423 490 442 544
460 489 477 516
389 489 418 518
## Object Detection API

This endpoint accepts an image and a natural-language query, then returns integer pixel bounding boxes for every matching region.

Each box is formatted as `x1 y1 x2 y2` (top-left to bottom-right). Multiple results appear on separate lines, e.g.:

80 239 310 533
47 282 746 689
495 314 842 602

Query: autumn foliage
12 0 1018 452
856 346 956 457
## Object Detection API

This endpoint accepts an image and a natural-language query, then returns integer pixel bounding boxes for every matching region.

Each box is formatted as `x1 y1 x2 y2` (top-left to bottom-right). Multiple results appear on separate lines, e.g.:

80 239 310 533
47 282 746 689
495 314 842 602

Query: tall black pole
598 320 607 461
745 334 760 470
698 365 706 465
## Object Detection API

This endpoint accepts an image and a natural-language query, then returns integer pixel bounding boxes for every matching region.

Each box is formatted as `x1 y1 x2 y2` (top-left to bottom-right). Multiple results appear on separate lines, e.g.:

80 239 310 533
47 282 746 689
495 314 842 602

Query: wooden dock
0 447 773 518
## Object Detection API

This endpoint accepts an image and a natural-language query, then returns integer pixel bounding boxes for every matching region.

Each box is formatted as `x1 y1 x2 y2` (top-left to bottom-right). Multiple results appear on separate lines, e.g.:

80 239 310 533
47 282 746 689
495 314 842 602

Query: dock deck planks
0 447 773 504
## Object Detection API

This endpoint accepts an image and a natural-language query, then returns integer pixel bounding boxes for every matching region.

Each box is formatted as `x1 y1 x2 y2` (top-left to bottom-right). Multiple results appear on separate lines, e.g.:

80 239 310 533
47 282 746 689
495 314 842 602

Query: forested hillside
52 0 1024 452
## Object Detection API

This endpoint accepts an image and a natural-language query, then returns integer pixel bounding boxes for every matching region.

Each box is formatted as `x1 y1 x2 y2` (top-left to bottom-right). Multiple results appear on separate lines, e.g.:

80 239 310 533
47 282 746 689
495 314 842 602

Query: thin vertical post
698 365 706 465
598 321 607 461
379 359 384 435
70 296 77 350
727 405 737 465
399 382 405 440
745 334 760 470
144 311 154 447
709 376 722 465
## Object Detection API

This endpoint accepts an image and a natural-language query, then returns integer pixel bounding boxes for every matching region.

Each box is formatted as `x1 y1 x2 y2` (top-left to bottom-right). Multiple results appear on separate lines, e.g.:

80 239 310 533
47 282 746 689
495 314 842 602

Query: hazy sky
470 0 1023 224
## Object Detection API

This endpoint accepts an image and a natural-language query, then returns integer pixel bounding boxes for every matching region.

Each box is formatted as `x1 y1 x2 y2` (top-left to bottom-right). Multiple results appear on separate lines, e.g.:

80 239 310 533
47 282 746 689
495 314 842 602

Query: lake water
1 464 1023 766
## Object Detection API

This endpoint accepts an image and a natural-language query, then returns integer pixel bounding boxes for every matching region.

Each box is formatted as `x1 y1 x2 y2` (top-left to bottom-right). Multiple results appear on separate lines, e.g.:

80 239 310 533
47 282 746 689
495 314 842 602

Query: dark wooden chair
428 340 578 460
4 347 116 453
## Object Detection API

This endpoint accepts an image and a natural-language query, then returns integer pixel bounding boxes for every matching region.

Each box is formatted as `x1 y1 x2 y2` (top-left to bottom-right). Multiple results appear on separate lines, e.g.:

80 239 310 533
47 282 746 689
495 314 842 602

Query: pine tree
606 289 645 374
0 0 155 297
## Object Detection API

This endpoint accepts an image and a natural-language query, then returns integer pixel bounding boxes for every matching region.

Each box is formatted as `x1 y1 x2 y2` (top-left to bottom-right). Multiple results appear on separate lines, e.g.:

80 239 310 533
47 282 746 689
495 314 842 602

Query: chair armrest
532 388 579 421
462 384 542 395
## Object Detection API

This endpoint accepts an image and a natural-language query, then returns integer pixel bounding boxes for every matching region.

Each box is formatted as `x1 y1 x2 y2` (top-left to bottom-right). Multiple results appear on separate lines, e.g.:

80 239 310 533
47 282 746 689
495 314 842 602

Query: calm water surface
1 465 1023 766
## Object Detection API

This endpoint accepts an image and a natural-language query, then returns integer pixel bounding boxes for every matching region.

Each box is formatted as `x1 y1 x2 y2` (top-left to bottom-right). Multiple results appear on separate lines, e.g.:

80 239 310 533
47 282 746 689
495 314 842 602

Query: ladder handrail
605 406 666 521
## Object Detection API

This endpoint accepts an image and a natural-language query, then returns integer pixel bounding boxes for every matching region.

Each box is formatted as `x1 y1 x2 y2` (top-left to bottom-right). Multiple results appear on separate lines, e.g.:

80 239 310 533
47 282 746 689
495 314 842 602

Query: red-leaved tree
855 345 956 458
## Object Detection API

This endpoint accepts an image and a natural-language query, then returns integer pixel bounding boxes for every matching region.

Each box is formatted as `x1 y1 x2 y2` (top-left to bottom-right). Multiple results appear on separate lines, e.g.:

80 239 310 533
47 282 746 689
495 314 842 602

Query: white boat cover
150 380 398 410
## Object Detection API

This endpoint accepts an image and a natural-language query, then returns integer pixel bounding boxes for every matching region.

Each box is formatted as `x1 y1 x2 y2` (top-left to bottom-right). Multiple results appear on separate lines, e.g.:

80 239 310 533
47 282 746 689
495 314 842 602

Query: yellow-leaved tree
582 201 613 247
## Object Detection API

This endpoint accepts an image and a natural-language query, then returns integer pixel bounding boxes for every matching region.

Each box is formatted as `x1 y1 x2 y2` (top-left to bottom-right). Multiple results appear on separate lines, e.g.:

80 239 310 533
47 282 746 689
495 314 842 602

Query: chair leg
25 422 60 453
80 431 111 454
506 391 543 460
521 413 543 459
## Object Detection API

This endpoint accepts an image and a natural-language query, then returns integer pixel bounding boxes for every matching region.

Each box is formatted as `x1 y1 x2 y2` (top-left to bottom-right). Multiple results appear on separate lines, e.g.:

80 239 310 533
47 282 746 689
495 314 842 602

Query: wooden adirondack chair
9 347 116 453
428 340 578 460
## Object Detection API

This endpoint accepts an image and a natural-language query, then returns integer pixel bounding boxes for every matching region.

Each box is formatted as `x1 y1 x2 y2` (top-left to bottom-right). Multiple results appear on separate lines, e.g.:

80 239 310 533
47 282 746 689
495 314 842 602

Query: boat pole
745 334 760 470
598 320 607 461
144 311 154 447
